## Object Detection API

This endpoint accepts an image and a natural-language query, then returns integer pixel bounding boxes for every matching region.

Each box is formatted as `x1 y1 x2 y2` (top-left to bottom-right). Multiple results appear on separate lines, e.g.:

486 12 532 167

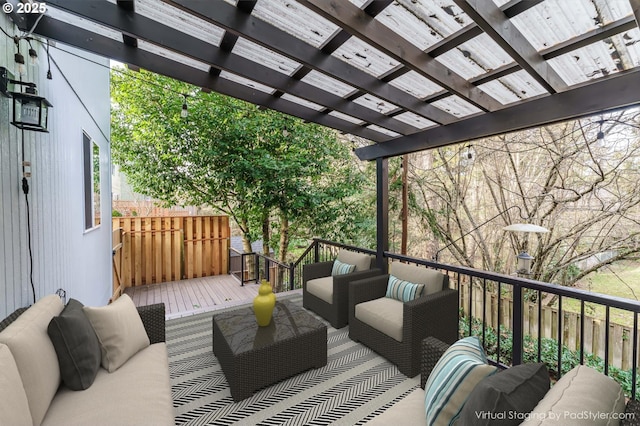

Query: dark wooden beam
115 0 134 11
356 68 640 160
468 15 637 87
297 0 501 112
426 0 541 57
116 0 137 47
426 25 483 57
45 0 417 135
33 15 390 143
376 157 389 273
454 0 566 94
167 0 457 125
501 0 543 18
631 0 640 29
540 15 638 60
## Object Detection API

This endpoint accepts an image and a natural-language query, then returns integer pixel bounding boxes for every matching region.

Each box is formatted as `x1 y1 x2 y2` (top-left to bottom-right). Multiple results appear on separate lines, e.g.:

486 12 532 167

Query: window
83 131 100 230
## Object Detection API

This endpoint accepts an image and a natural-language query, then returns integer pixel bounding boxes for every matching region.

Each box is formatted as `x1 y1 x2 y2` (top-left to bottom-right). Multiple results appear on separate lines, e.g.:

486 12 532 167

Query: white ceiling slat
232 38 302 76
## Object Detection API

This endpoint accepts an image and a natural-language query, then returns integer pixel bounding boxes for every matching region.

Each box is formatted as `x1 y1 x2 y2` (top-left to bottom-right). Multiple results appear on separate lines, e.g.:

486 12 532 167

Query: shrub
459 315 640 396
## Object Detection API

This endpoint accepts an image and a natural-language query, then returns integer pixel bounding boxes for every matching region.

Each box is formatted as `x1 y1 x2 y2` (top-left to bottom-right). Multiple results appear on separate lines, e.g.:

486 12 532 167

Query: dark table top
213 298 326 355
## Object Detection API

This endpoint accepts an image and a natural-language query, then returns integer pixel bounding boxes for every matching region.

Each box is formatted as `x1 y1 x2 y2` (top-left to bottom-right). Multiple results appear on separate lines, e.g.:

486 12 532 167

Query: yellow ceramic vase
253 279 276 327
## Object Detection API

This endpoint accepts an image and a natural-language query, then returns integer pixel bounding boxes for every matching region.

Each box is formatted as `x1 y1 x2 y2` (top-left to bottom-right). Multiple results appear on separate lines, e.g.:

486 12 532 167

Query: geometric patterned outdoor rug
167 293 420 425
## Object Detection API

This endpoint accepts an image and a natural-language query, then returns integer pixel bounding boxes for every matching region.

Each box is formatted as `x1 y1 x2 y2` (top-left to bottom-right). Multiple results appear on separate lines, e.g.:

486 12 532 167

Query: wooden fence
459 280 637 370
112 216 230 288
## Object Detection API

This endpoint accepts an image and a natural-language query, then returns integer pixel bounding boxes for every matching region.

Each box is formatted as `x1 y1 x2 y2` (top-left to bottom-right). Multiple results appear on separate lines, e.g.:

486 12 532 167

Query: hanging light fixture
27 40 39 66
181 94 188 118
14 50 26 77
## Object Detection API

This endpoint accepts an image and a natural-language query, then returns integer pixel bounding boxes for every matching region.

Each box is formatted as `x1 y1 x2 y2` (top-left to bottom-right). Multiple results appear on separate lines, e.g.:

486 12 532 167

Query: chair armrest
137 303 166 344
303 261 334 284
349 274 389 306
404 289 458 336
421 337 450 389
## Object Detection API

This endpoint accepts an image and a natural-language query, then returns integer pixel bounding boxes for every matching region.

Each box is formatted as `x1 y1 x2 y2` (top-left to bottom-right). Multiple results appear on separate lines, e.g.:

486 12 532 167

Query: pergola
7 0 640 266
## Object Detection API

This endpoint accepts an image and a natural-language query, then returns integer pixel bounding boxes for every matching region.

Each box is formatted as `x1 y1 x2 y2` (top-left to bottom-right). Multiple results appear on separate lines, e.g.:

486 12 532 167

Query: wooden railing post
289 262 295 291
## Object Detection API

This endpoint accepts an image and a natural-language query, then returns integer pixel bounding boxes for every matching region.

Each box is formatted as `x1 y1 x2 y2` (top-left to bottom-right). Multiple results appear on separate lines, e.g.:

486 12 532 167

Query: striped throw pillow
331 259 356 276
385 275 425 302
424 336 498 426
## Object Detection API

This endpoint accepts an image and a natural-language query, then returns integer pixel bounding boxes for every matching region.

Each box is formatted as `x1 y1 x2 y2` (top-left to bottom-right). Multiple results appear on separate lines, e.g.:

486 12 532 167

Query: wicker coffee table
212 298 327 401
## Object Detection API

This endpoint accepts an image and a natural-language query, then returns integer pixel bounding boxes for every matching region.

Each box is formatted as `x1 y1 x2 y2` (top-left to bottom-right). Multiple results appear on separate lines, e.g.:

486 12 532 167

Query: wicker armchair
303 250 381 329
349 262 458 377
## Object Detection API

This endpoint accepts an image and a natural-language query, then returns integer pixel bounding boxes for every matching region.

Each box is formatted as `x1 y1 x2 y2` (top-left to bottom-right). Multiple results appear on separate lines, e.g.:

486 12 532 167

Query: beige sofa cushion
521 364 625 425
83 294 150 372
0 294 63 426
355 297 404 342
390 262 444 295
0 343 33 426
42 343 174 426
337 250 373 272
307 276 334 304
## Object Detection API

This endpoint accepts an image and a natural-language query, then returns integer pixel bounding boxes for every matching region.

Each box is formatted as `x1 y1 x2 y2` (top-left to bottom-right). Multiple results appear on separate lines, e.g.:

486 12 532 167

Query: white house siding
0 14 111 318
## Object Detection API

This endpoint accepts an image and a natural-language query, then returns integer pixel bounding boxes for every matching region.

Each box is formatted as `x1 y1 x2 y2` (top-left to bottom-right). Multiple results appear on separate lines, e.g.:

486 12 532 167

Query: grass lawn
557 261 640 328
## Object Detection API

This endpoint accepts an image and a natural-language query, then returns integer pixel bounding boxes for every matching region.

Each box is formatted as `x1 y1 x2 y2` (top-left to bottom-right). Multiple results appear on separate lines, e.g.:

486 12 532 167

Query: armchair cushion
390 262 445 296
424 336 498 426
331 259 356 276
306 276 334 304
337 250 373 272
355 297 404 342
386 275 424 302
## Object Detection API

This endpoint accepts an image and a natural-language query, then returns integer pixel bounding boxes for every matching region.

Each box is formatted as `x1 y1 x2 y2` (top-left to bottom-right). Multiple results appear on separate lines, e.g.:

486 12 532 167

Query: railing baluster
605 306 610 376
482 279 487 348
468 277 473 337
633 313 638 399
557 296 563 378
513 284 523 366
537 290 542 362
580 301 585 365
497 282 501 364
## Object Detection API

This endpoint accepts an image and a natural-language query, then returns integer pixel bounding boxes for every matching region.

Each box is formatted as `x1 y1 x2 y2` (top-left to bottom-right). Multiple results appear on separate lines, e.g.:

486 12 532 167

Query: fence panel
113 215 229 287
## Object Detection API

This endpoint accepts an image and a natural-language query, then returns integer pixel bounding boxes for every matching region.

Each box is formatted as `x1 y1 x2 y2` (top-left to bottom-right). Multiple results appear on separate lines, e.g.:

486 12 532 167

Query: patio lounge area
4 0 640 424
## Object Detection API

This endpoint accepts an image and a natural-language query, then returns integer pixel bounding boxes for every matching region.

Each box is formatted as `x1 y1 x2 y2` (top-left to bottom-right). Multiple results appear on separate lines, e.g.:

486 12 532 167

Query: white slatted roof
11 0 640 160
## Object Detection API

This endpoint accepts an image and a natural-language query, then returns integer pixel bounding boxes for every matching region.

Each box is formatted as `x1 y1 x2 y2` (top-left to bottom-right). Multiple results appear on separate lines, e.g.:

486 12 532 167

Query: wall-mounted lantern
1 66 52 132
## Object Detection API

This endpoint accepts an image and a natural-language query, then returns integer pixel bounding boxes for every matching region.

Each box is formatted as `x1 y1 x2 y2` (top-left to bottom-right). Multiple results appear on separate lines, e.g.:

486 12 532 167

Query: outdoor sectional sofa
0 294 174 426
368 336 640 426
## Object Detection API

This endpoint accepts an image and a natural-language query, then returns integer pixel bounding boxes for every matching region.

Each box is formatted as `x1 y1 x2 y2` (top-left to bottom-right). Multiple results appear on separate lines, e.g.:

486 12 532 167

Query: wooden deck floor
124 275 293 319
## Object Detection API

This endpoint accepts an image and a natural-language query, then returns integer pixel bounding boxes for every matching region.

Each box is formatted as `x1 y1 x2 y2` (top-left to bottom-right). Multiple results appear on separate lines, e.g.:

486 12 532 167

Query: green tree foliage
110 67 373 260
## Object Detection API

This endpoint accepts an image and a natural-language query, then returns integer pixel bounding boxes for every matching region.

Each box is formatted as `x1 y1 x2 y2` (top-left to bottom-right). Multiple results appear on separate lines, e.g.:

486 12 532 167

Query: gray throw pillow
47 299 102 390
458 363 550 426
